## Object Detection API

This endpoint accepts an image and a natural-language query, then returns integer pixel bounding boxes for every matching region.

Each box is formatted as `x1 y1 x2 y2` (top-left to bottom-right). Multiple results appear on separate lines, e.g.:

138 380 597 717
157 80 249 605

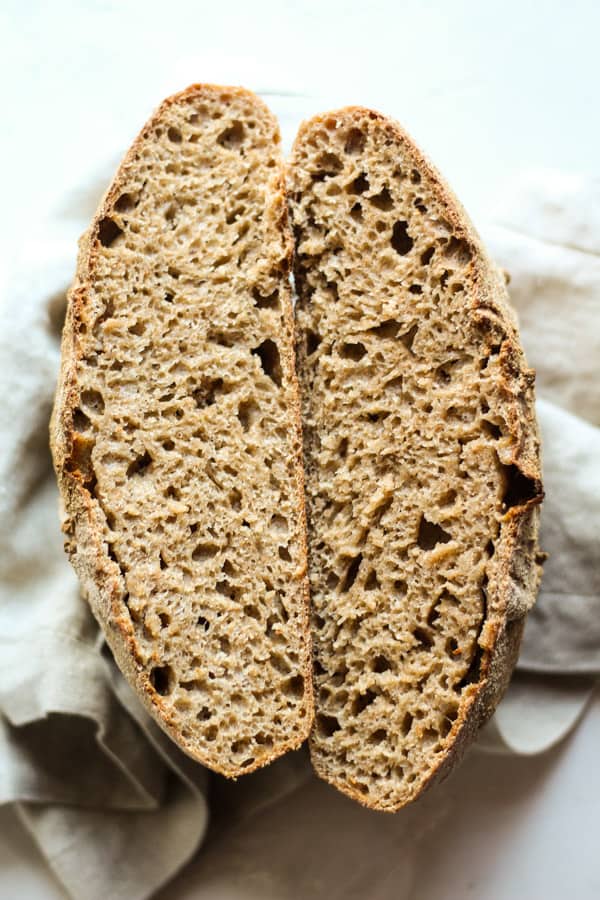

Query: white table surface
1 1 599 897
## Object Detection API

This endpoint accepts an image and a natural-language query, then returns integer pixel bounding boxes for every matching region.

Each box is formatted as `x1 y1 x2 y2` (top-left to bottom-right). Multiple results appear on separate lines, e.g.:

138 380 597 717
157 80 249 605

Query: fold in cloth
0 167 598 900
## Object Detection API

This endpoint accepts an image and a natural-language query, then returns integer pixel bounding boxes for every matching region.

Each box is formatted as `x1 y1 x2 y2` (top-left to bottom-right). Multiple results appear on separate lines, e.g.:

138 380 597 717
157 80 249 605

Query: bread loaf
288 107 543 811
51 85 313 777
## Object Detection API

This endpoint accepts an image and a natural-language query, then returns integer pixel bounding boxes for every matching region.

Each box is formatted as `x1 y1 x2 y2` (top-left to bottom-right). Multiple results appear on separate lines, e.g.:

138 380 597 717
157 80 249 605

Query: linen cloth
0 160 598 898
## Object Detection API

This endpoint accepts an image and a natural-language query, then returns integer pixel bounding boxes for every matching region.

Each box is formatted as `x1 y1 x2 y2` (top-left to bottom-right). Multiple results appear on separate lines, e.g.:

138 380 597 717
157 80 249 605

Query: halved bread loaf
51 85 313 777
288 108 543 811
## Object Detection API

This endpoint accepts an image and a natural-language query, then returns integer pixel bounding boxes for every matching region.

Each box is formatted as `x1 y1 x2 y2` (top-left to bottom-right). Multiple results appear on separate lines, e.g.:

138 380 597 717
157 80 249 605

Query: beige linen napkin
0 168 598 899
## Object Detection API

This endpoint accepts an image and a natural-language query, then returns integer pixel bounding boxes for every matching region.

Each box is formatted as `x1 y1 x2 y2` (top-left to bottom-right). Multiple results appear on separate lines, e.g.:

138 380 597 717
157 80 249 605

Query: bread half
51 85 313 777
288 107 543 811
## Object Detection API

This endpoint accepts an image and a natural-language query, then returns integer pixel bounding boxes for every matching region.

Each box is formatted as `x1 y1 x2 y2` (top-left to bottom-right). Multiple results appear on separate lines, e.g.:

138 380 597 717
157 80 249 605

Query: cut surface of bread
51 85 313 777
288 107 543 811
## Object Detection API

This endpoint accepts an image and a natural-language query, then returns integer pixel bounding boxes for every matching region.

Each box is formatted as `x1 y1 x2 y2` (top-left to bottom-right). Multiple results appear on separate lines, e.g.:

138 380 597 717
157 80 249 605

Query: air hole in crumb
391 220 414 256
114 193 135 212
278 546 292 562
326 572 340 590
372 654 390 673
350 203 363 222
167 126 182 143
410 169 421 184
439 489 457 506
158 612 170 628
126 450 152 478
446 637 460 656
348 173 369 195
224 489 240 514
252 286 279 309
205 725 218 741
197 615 210 631
314 151 343 175
338 437 349 457
352 689 377 716
150 665 173 696
401 711 414 735
409 284 423 295
244 603 261 621
417 515 452 550
217 121 245 148
370 187 393 211
106 543 118 564
421 246 435 266
368 319 400 339
483 420 503 440
197 706 211 721
339 341 366 361
270 653 291 675
317 714 341 738
444 235 473 265
72 409 91 432
344 128 366 155
400 324 418 352
441 709 458 737
192 377 223 408
164 291 174 303
97 217 123 247
284 675 304 698
306 330 321 355
393 579 407 596
128 320 145 336
222 560 236 578
413 627 434 649
237 398 260 431
502 465 541 510
364 570 380 591
80 389 105 415
252 339 282 387
270 514 287 534
340 554 362 592
159 552 167 570
192 542 218 562
422 728 438 746
427 601 441 628
486 539 495 557
369 729 387 744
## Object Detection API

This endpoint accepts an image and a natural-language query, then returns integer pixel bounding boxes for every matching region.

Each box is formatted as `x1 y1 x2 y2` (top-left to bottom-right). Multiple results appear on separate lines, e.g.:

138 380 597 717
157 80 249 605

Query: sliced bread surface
51 85 313 777
288 107 543 811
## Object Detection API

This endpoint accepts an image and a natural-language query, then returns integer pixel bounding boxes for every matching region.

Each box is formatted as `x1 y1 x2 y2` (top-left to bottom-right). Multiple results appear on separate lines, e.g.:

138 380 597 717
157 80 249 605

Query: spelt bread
288 107 543 811
50 85 313 777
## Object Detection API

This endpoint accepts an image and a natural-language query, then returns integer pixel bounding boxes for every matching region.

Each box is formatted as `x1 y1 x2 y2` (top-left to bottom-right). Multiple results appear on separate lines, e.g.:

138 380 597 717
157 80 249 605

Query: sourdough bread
51 85 313 777
288 107 543 811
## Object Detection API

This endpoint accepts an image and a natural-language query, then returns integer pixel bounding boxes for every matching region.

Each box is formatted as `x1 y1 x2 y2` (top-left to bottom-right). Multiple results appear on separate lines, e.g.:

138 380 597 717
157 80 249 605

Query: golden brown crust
50 84 313 778
288 106 543 811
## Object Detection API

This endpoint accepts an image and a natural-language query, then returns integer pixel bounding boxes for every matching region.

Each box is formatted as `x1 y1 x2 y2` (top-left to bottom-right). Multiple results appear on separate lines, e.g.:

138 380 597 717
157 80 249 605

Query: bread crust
50 84 313 778
289 107 543 811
